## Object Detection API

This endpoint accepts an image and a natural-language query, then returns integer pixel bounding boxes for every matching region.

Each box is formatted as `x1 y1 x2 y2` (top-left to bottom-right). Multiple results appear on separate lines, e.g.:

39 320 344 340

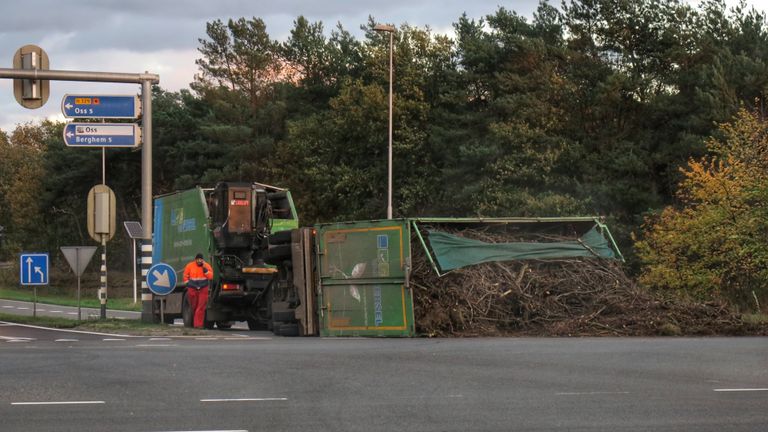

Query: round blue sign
147 263 177 296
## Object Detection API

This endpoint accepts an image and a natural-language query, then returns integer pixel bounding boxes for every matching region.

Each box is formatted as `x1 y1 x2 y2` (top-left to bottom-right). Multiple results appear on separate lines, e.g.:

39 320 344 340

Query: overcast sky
0 0 764 132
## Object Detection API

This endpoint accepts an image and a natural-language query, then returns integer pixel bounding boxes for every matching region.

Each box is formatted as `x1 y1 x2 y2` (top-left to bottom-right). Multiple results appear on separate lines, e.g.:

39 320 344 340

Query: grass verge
0 287 141 311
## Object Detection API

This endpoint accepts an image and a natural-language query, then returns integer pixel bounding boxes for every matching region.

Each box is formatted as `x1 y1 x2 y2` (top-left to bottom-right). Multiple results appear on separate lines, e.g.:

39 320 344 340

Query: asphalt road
0 324 766 432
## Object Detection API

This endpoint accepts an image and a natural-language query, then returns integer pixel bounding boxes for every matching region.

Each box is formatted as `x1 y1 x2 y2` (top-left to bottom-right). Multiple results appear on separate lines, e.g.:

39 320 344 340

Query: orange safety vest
183 260 213 288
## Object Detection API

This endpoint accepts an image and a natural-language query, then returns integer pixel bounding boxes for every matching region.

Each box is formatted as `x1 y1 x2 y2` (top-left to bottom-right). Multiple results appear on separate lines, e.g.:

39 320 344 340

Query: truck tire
278 323 299 337
247 318 262 330
203 319 215 330
182 294 193 328
272 309 295 323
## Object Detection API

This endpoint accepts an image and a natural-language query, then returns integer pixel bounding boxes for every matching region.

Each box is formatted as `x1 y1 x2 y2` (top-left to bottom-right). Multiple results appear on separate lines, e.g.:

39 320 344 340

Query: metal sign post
123 222 143 304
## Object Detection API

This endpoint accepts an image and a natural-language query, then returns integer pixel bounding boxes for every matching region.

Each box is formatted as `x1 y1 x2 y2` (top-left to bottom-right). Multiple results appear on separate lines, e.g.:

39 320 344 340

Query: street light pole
374 24 395 219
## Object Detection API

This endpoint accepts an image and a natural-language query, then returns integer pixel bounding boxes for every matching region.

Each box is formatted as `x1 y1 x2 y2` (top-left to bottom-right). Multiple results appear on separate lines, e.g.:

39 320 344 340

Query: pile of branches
411 227 761 336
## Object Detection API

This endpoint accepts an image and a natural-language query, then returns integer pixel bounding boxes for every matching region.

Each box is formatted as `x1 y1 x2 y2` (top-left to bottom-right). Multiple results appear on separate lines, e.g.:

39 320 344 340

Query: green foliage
636 109 768 310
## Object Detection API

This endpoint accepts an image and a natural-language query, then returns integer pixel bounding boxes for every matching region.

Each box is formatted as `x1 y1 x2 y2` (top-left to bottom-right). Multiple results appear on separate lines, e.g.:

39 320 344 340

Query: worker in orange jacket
183 253 214 328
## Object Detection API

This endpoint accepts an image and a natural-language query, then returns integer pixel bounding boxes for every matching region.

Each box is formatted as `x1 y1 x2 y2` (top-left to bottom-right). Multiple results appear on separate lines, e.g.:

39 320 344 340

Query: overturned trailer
150 185 621 337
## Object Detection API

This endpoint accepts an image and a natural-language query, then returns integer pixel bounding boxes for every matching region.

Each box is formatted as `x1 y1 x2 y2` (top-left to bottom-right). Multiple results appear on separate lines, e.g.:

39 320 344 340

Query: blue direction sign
61 94 140 119
63 123 141 147
147 263 177 296
20 253 49 286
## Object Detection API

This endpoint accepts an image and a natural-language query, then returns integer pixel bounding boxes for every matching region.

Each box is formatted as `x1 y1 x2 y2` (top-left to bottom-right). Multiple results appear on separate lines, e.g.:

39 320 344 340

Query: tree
636 108 768 310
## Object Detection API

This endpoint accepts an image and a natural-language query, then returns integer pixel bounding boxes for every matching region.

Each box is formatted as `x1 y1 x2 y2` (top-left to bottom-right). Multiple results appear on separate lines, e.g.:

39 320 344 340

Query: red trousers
186 287 209 328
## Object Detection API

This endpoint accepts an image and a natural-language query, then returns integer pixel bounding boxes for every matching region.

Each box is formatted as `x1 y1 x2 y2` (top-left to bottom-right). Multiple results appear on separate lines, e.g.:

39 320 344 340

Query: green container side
153 187 213 285
315 219 415 337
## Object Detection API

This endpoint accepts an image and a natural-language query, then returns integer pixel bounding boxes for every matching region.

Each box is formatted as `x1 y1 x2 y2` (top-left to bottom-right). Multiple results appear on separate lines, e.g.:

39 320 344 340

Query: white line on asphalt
55 339 79 342
16 307 29 310
11 401 105 406
135 344 177 347
2 305 14 308
102 338 126 341
714 388 768 392
49 310 62 313
67 312 78 315
200 398 288 402
150 430 248 432
0 336 33 341
149 337 172 341
556 391 630 396
0 321 136 337
6 339 32 343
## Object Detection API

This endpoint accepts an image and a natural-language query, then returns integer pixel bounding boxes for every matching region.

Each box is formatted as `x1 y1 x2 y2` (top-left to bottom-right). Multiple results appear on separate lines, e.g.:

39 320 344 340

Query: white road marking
102 338 126 341
16 307 29 310
149 337 172 341
49 310 62 313
0 321 135 337
0 336 33 341
11 401 105 406
2 305 14 308
67 312 78 315
556 391 630 396
55 339 79 342
201 398 288 402
135 344 177 347
714 388 768 392
151 430 248 432
6 339 32 343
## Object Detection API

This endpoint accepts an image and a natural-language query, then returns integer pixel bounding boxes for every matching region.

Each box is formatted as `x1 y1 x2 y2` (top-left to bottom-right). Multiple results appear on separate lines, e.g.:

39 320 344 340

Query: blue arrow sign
61 94 140 119
147 263 177 296
63 123 141 147
20 253 49 286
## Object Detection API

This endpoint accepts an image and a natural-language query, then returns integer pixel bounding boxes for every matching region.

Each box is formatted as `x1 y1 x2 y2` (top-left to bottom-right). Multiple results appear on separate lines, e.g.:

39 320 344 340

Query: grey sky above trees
0 0 544 130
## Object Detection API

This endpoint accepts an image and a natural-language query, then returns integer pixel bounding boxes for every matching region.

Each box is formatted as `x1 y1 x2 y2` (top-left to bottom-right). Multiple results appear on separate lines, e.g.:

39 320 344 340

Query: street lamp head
373 24 396 33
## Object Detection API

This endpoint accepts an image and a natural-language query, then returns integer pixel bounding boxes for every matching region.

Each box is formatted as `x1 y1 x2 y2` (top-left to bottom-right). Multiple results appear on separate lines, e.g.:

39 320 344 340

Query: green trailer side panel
153 187 212 281
316 219 415 337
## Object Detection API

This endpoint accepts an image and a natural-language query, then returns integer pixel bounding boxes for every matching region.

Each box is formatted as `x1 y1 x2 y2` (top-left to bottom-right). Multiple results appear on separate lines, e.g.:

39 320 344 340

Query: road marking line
11 401 105 406
102 338 126 341
16 307 29 310
49 310 62 313
55 339 79 342
0 321 136 337
135 344 177 347
150 430 248 432
149 337 172 341
67 312 78 315
6 339 32 343
2 305 14 308
556 391 630 396
0 335 33 341
200 398 288 402
714 388 768 392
